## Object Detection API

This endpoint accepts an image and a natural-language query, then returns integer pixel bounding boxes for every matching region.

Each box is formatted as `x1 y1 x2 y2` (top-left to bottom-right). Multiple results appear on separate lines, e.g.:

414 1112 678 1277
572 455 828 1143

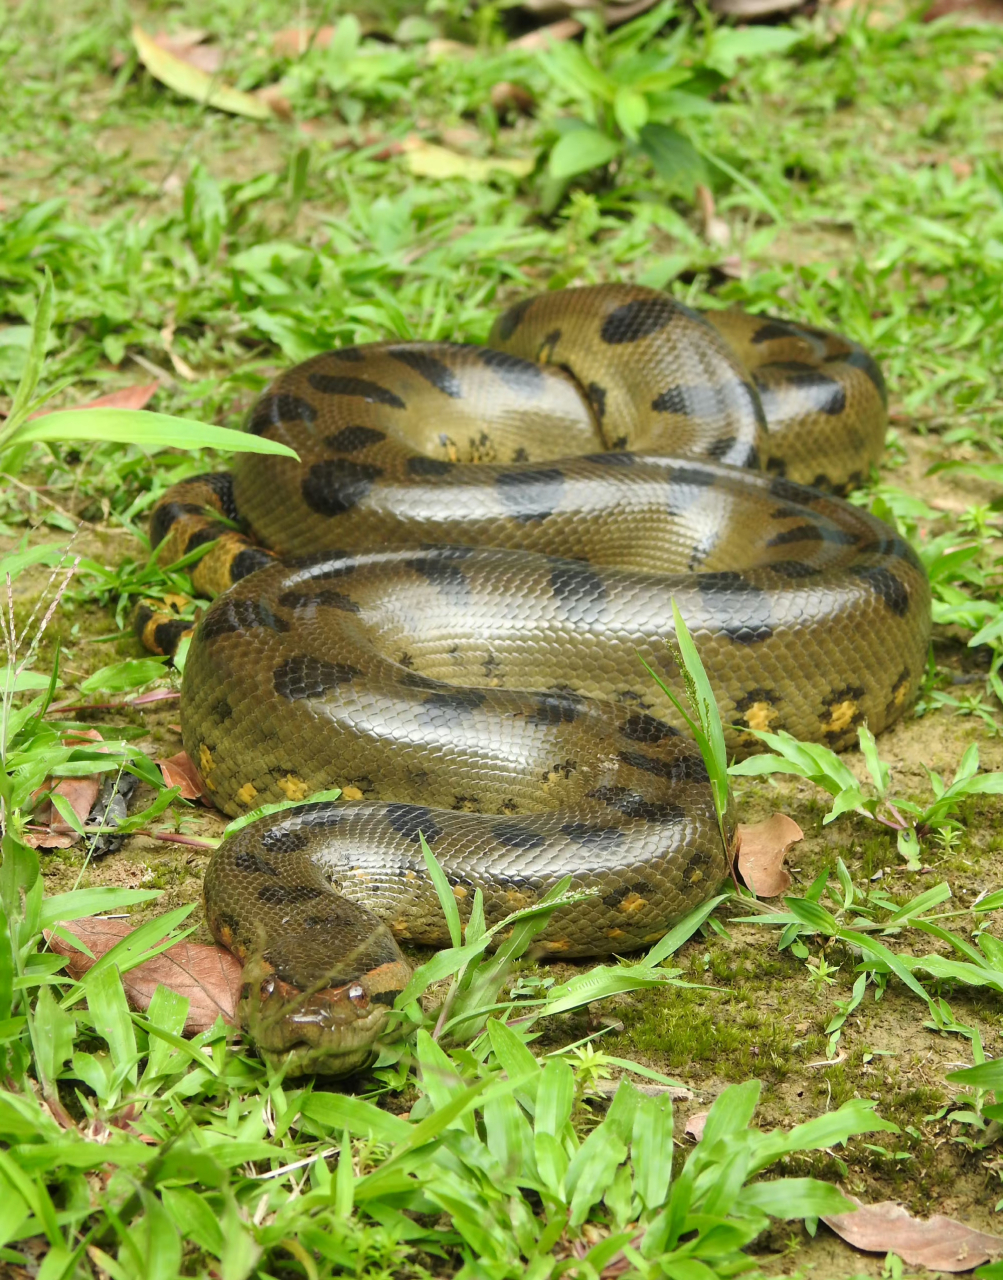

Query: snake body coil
145 285 930 1075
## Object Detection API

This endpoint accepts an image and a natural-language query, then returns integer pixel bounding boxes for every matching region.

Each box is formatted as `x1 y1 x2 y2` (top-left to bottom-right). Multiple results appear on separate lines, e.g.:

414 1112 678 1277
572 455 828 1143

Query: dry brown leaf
709 0 802 15
157 750 211 803
256 84 294 120
48 918 241 1034
736 812 803 898
685 1111 709 1141
27 728 106 848
490 81 535 116
696 183 731 249
823 1194 1003 1271
271 20 380 57
508 18 584 49
924 0 1003 20
151 28 224 75
29 383 158 419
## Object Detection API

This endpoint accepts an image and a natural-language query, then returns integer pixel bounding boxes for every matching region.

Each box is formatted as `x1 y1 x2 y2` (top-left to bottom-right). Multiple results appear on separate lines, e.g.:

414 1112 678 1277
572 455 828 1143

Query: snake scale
143 284 931 1075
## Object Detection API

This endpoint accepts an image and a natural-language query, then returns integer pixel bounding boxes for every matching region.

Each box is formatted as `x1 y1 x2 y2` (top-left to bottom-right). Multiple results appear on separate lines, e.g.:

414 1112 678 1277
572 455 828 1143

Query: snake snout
238 955 411 1078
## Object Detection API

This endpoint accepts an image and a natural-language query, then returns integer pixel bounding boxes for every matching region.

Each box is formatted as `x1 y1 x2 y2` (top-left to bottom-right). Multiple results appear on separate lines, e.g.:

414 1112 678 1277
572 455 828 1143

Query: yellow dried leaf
402 138 534 182
132 24 275 121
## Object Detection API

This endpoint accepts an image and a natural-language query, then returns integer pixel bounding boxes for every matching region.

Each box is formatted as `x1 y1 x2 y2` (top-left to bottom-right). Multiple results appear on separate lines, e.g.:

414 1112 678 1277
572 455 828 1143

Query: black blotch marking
399 671 448 692
258 884 323 905
184 525 222 555
751 319 799 343
583 451 635 467
718 440 759 469
277 589 360 613
389 347 463 398
234 852 278 876
851 565 910 616
766 523 859 548
407 455 455 477
150 501 204 547
301 457 383 517
550 561 606 626
588 785 686 824
670 465 717 489
706 435 736 460
602 880 654 908
536 328 562 362
492 823 545 851
273 655 360 700
307 374 405 408
385 803 442 845
496 468 565 522
261 827 311 854
600 296 678 344
332 346 365 362
529 689 586 726
766 456 787 477
296 803 347 828
586 382 607 422
619 749 710 784
696 571 774 645
420 688 487 728
230 547 276 581
610 435 629 449
411 551 472 603
194 471 239 520
736 687 779 712
152 619 190 654
200 597 289 643
620 712 680 744
769 475 822 504
476 347 545 397
248 393 317 436
856 535 923 572
832 347 887 404
494 297 534 342
371 989 400 1007
755 362 847 416
768 559 822 578
561 823 624 852
325 425 386 453
770 505 805 520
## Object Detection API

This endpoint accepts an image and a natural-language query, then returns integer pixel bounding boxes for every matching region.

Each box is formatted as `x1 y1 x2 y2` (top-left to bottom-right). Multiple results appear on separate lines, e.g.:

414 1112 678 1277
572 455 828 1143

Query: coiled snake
144 284 931 1075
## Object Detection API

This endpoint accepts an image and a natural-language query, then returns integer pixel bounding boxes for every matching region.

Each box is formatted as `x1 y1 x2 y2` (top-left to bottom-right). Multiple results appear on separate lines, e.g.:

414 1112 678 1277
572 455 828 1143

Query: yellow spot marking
236 782 258 806
405 869 419 881
643 931 666 943
390 917 412 939
744 701 777 733
607 928 625 939
618 893 648 914
505 889 535 909
452 885 468 900
543 937 572 952
892 680 909 706
342 785 364 801
162 593 189 612
688 869 704 885
277 774 310 800
822 699 858 735
199 744 214 775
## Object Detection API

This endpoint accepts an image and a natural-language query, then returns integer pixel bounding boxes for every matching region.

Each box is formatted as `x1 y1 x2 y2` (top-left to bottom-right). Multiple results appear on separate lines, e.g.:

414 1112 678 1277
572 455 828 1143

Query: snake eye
260 976 276 997
347 983 368 1007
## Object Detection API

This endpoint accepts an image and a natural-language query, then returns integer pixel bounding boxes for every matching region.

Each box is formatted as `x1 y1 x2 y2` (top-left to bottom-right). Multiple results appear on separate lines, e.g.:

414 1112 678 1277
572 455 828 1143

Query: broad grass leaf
28 383 158 418
549 128 621 179
80 658 167 694
12 408 299 458
421 834 462 949
33 986 75 1083
698 1079 761 1150
485 1016 539 1090
784 897 839 935
753 1099 898 1170
535 1056 574 1137
737 1177 853 1218
132 24 274 120
632 1091 674 1210
85 963 138 1082
566 1124 628 1226
642 894 730 966
301 1092 412 1144
162 1187 224 1257
483 1090 533 1177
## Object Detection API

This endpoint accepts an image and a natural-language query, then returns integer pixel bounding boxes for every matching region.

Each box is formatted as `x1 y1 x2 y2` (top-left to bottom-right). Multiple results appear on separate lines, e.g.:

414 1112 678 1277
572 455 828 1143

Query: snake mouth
238 956 410 1078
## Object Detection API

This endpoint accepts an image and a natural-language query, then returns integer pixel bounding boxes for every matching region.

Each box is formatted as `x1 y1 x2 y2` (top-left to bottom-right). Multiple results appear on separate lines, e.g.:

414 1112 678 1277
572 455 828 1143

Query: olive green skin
151 285 928 1076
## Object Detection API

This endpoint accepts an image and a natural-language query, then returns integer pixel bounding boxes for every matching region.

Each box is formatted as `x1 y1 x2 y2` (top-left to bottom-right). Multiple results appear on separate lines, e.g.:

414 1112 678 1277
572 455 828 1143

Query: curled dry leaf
685 1110 709 1141
132 24 278 121
508 18 584 49
823 1194 1003 1272
48 917 241 1034
490 81 535 116
157 749 212 803
402 136 534 182
29 383 158 419
27 728 106 849
736 812 804 898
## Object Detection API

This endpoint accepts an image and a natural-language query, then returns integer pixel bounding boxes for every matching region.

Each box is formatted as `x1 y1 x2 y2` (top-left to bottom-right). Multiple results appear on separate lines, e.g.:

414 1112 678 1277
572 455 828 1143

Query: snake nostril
348 982 368 1007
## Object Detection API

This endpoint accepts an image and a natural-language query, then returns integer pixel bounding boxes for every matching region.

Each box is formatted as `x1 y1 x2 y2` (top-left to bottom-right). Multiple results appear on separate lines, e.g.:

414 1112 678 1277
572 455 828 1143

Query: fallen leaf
426 38 478 59
157 750 211 803
402 136 534 181
924 0 1003 19
151 27 224 75
132 24 276 121
696 183 731 249
823 1195 1003 1272
685 1111 709 1141
27 729 107 848
709 0 802 14
271 18 381 56
29 383 158 419
593 1080 692 1102
490 81 535 116
736 812 804 898
48 918 241 1034
508 18 584 49
256 84 294 121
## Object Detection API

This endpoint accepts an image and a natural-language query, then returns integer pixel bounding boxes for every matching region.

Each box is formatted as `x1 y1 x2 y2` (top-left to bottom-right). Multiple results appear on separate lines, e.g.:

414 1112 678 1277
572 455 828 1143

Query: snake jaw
238 955 411 1078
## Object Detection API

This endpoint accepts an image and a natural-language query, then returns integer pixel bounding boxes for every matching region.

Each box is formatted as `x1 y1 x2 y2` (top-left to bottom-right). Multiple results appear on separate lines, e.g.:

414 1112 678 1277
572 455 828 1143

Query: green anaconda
143 283 931 1076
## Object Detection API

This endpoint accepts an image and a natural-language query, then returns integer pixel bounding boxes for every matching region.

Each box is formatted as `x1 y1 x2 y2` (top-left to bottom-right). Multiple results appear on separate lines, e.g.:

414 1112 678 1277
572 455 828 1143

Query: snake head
238 954 412 1078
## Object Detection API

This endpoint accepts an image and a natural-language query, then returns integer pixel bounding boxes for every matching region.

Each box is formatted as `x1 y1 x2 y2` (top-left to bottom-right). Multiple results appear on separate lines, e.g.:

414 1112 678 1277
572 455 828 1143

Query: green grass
4 0 1003 1275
